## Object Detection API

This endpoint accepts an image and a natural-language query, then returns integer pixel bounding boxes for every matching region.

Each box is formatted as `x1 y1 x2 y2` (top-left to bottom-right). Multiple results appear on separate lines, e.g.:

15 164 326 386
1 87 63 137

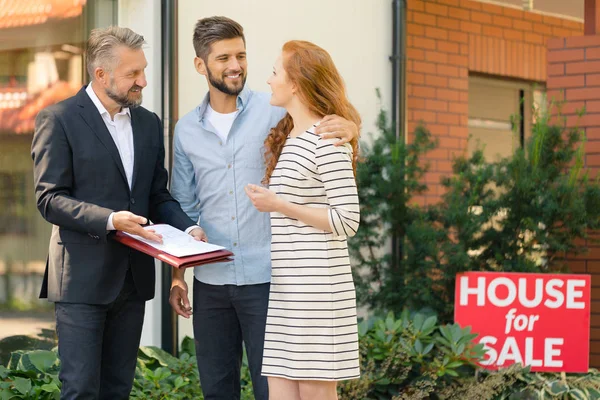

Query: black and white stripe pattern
262 126 360 381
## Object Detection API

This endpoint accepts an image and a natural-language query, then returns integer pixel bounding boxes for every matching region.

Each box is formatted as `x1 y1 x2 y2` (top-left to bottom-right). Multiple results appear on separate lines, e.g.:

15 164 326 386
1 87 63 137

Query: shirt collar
197 86 251 122
85 84 131 119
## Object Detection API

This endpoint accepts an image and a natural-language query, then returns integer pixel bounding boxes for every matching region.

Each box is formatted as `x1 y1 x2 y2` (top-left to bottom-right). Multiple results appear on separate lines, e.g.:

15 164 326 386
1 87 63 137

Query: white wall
119 0 164 347
176 0 393 344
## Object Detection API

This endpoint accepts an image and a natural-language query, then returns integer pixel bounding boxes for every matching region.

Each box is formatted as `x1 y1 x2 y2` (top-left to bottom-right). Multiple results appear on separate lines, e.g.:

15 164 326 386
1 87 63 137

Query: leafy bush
350 100 600 322
338 311 600 400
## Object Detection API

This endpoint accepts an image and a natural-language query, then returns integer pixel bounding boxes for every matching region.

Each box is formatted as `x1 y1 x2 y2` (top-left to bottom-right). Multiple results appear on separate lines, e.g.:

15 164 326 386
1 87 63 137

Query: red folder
114 231 234 269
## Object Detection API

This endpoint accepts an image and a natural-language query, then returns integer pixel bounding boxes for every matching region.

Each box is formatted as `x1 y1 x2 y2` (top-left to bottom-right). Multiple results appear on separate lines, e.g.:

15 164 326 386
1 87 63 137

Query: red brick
407 23 426 36
547 75 585 89
427 148 450 159
437 88 460 101
568 114 600 128
559 101 586 115
566 61 600 75
565 35 600 49
458 89 469 102
425 2 448 17
437 0 460 6
554 27 573 37
437 64 460 77
524 33 544 45
461 21 481 34
407 72 426 85
408 48 426 60
413 11 437 26
426 26 449 40
513 19 533 32
587 74 600 87
569 260 588 273
543 15 565 27
503 7 524 19
492 15 512 28
586 101 600 113
587 47 600 61
448 30 469 44
460 44 469 55
479 2 503 15
471 11 492 24
425 74 449 88
411 85 437 98
414 37 437 50
427 124 450 135
425 99 449 112
437 112 461 125
563 19 584 30
437 16 460 30
504 29 524 41
547 63 565 76
448 6 471 21
459 0 480 10
449 102 468 114
588 154 600 166
547 49 585 63
439 137 462 149
546 89 565 102
535 22 553 36
482 25 503 38
413 61 437 74
547 38 566 50
448 54 469 66
526 12 544 23
437 160 454 172
407 0 425 11
411 98 426 110
425 51 448 63
438 40 460 54
413 110 437 122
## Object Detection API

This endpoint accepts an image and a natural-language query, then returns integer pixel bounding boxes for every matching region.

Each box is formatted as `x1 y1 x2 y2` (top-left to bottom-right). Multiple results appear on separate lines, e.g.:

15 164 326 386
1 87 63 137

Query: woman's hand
245 184 281 213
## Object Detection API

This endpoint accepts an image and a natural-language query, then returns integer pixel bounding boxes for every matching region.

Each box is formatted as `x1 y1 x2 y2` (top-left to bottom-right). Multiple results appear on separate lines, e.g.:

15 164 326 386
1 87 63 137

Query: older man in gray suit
31 26 205 400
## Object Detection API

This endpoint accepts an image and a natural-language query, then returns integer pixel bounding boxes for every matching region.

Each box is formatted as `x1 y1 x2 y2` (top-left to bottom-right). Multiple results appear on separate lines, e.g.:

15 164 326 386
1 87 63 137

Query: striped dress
261 125 360 381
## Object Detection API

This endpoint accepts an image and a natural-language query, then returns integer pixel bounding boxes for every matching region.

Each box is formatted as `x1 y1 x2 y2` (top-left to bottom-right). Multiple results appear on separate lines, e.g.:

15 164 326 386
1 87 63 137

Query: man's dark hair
193 16 245 60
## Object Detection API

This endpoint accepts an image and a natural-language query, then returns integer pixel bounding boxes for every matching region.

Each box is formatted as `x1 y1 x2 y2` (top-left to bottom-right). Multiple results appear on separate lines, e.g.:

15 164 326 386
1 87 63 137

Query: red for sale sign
454 272 591 372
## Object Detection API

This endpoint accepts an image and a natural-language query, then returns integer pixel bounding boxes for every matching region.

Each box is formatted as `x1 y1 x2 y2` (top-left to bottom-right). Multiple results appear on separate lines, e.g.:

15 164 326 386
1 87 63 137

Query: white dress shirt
85 85 133 231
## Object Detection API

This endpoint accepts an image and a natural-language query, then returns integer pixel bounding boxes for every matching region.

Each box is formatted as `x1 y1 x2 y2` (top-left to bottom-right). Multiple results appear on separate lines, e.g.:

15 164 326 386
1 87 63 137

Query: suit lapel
76 88 129 191
130 109 143 190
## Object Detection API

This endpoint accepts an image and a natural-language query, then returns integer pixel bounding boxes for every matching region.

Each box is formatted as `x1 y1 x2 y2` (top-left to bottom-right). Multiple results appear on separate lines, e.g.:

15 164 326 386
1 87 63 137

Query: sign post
454 272 591 372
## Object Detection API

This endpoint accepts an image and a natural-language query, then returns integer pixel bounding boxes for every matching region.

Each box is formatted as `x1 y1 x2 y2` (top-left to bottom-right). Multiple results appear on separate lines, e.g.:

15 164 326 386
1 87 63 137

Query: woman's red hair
262 40 361 184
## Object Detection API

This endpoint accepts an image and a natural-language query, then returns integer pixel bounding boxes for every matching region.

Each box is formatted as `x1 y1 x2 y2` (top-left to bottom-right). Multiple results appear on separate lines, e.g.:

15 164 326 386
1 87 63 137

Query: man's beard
105 82 143 108
206 66 246 96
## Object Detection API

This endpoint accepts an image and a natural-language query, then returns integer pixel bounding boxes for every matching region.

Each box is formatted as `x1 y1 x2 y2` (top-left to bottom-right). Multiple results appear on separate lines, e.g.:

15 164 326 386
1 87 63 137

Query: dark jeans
193 279 270 400
55 270 145 400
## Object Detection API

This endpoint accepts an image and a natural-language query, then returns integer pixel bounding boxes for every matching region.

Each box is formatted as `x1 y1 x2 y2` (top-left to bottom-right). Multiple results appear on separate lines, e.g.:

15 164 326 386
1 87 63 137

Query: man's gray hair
86 26 146 79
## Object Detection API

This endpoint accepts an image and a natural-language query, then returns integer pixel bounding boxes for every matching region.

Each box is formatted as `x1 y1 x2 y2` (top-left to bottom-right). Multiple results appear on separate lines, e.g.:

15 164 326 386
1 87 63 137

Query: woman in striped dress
244 40 360 400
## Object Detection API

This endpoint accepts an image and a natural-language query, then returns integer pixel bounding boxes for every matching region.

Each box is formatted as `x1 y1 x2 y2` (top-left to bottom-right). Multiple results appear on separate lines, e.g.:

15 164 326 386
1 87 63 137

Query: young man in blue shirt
169 16 358 400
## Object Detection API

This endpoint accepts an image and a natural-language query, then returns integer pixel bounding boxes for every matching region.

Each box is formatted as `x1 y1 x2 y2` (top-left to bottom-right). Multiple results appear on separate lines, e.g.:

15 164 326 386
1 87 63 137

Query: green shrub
350 99 600 322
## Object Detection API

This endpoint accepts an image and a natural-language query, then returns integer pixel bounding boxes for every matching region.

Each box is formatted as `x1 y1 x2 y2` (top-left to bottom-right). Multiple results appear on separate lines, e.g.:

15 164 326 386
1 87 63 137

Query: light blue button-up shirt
171 87 286 285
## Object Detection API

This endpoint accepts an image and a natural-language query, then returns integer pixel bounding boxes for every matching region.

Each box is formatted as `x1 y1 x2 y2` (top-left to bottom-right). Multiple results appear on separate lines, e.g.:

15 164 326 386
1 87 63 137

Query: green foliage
339 312 600 400
338 310 485 399
350 98 600 322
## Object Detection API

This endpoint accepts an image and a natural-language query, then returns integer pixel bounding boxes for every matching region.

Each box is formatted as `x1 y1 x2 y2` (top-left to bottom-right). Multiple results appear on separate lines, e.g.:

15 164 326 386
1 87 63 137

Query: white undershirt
204 104 238 143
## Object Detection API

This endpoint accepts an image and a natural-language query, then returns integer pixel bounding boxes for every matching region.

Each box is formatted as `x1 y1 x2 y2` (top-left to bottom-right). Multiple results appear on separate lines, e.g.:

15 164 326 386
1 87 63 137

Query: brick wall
406 0 583 204
547 35 600 366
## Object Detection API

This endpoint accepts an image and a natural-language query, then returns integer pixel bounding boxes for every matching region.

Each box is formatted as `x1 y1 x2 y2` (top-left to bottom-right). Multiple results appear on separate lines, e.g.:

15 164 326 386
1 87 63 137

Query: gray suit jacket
31 86 196 304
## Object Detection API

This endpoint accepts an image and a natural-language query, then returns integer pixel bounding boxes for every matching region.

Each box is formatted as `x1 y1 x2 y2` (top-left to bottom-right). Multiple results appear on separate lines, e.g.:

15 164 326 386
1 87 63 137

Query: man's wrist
184 225 199 234
106 212 116 231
